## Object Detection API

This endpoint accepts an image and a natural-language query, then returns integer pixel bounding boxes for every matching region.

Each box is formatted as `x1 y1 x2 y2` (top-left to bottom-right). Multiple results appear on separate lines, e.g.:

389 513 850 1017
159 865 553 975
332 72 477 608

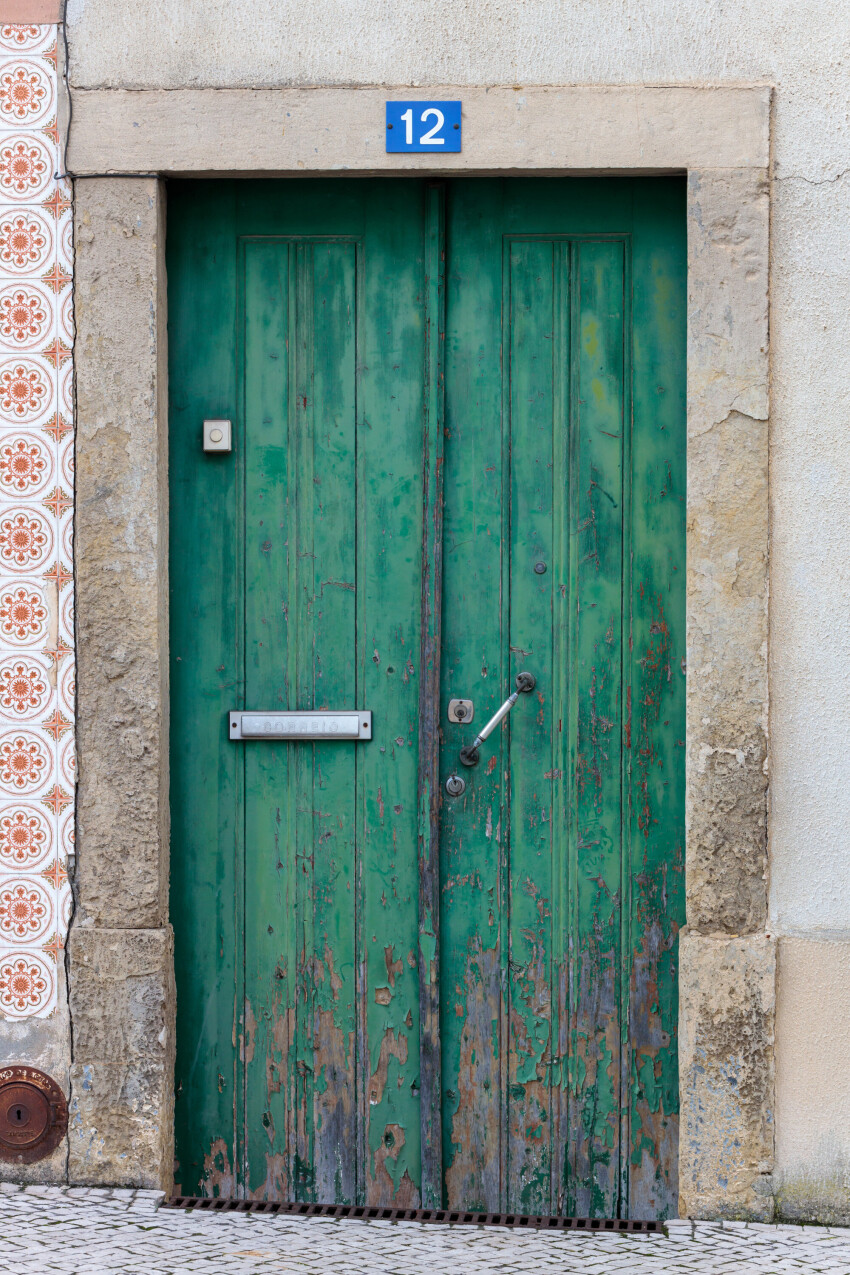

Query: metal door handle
459 672 535 767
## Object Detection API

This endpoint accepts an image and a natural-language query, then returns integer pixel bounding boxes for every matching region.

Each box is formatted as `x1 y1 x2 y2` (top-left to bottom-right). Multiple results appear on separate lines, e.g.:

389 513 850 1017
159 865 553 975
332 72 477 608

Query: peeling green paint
170 177 685 1219
438 182 685 1220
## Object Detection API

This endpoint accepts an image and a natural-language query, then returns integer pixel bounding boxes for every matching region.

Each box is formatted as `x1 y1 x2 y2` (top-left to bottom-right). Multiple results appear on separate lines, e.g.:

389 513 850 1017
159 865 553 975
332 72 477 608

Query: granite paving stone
0 1187 849 1273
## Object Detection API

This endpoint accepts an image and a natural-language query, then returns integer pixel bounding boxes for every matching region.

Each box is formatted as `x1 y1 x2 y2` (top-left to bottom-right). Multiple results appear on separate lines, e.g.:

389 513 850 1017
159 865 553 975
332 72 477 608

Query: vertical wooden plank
566 239 626 1218
354 232 368 1203
292 242 317 1198
241 234 361 1204
506 238 556 1214
550 241 572 1216
241 238 294 1200
168 182 240 1198
358 182 428 1206
314 240 360 1198
309 241 359 1205
417 183 445 1209
627 181 687 1219
617 239 634 1218
440 178 507 1214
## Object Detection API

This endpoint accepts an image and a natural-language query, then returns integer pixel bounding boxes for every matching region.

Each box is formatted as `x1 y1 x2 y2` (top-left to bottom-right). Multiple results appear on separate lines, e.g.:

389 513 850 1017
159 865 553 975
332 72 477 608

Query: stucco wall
61 0 850 1220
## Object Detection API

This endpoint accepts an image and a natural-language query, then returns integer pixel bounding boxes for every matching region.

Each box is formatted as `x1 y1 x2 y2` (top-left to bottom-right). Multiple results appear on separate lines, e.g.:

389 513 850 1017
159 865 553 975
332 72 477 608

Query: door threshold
163 1197 662 1233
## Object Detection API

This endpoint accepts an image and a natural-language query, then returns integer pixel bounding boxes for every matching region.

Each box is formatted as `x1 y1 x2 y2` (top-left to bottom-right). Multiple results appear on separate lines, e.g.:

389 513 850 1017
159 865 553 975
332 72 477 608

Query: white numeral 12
398 107 446 146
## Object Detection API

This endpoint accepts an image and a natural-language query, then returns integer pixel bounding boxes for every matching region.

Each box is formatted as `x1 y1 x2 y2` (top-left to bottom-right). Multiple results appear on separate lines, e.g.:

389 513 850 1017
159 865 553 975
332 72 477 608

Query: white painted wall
65 0 850 1218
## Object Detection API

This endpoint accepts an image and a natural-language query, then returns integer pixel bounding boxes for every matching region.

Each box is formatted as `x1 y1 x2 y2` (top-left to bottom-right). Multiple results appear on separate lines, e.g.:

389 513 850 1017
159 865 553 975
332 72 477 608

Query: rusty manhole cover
0 1066 67 1163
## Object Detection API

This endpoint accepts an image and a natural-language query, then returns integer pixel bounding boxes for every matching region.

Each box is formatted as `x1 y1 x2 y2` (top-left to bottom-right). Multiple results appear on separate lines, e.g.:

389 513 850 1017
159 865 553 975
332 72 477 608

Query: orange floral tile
0 21 71 1020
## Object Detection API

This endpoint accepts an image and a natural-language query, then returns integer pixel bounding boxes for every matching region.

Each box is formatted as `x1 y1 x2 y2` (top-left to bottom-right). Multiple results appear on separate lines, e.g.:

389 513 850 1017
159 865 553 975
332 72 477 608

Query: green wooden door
168 178 685 1220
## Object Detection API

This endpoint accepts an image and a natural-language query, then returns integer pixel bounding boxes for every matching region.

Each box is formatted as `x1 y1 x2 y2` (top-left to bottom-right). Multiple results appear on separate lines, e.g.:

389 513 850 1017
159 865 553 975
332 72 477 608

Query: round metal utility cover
0 1067 67 1163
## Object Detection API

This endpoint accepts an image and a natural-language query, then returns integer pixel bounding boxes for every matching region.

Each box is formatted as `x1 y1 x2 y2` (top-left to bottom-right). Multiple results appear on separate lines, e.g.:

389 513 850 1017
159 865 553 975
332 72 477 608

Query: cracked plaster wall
55 0 850 1221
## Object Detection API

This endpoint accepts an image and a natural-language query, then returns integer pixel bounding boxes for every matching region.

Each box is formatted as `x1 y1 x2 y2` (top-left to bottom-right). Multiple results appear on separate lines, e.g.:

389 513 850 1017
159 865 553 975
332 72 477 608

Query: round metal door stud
0 1066 67 1163
445 774 466 796
534 561 547 574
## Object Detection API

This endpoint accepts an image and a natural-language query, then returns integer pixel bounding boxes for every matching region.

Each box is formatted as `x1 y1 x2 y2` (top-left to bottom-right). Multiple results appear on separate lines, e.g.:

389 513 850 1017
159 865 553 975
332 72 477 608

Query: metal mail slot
229 711 372 741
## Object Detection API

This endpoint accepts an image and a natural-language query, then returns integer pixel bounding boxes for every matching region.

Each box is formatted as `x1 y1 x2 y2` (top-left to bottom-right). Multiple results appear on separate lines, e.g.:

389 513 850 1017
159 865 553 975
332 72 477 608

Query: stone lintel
68 84 770 176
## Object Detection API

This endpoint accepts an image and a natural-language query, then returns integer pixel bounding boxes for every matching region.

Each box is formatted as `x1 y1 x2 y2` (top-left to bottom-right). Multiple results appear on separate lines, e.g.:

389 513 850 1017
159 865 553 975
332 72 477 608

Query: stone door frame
69 84 772 1218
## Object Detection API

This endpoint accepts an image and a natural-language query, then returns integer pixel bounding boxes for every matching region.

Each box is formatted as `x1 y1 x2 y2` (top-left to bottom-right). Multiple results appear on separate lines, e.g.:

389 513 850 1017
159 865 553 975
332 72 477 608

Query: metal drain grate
165 1196 662 1233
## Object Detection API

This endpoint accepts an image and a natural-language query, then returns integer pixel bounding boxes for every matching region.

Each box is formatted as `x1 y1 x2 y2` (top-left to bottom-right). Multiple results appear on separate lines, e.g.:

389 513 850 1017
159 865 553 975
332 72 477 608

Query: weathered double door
168 178 685 1219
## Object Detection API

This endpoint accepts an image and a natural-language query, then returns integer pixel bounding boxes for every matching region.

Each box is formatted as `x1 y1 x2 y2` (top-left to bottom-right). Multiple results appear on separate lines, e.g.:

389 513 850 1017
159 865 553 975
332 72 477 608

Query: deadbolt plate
447 698 474 724
0 1066 67 1162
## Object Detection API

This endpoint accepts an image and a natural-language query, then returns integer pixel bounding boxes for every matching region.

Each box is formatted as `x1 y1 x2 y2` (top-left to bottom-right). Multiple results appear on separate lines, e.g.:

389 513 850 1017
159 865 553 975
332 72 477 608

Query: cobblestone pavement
1 1185 850 1274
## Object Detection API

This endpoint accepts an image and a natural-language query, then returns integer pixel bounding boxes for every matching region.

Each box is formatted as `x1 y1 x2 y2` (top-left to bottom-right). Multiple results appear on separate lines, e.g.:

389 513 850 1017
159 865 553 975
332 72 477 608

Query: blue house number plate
385 100 462 152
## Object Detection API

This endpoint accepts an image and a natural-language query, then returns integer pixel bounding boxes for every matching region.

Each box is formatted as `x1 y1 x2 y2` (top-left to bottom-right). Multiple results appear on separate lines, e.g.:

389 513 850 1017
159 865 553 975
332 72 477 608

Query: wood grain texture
416 183 446 1209
169 184 239 1197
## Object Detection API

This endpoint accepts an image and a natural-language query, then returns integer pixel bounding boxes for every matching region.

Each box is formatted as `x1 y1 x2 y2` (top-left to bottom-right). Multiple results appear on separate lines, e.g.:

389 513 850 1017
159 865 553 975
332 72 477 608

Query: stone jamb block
67 927 175 1190
74 177 170 931
678 930 776 1220
686 168 770 935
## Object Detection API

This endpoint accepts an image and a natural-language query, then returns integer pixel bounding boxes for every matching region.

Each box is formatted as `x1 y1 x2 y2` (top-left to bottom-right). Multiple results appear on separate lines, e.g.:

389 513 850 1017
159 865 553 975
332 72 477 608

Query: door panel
170 182 432 1205
169 177 685 1218
169 188 240 1197
440 211 631 1216
240 238 364 1202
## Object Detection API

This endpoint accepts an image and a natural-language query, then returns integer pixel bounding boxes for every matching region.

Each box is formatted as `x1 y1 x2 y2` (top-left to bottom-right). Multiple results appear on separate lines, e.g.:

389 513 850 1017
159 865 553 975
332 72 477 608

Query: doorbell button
203 419 232 453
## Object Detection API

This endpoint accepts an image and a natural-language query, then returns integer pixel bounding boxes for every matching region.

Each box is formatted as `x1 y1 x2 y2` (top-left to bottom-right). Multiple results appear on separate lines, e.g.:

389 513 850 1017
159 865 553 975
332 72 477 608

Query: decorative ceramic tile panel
0 21 72 1020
